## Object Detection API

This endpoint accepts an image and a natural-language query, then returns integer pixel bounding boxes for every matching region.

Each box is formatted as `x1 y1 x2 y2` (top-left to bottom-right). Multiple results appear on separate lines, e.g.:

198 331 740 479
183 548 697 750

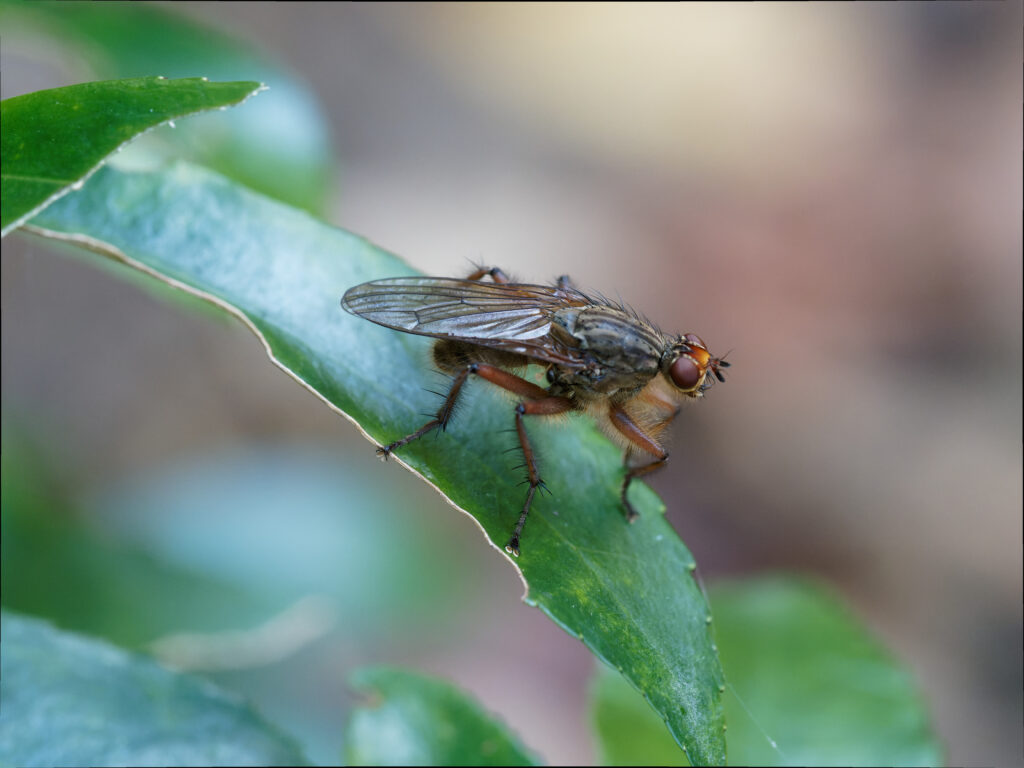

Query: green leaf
0 76 261 236
590 665 690 766
0 0 331 214
0 611 308 767
26 160 726 764
713 577 942 766
590 577 943 767
346 666 539 766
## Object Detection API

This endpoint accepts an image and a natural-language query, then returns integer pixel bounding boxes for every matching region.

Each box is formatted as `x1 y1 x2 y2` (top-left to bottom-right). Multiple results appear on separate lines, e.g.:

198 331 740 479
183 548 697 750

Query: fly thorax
572 309 661 373
553 308 659 396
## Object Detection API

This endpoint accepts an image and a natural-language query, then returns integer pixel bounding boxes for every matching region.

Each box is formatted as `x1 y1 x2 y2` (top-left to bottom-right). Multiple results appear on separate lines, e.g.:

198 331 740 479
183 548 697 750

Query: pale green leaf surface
0 611 307 767
1 76 261 236
346 667 539 766
27 161 726 764
590 577 943 767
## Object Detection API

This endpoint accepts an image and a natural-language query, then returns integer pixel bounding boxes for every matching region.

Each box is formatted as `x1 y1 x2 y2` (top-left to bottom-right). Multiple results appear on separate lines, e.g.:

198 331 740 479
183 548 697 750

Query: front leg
620 451 669 521
608 405 670 522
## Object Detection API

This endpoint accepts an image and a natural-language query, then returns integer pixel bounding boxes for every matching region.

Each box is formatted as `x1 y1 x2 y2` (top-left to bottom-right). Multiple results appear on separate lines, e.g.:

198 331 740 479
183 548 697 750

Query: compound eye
683 333 706 349
670 355 703 392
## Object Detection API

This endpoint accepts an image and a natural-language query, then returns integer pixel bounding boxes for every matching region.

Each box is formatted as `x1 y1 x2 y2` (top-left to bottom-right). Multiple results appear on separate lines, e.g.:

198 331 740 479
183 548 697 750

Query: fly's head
661 333 730 398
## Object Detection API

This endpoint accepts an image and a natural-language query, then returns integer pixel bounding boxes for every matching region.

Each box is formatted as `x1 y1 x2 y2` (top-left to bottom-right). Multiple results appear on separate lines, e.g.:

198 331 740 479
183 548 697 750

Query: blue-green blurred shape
1 422 265 647
2 422 471 655
0 611 308 767
85 442 469 633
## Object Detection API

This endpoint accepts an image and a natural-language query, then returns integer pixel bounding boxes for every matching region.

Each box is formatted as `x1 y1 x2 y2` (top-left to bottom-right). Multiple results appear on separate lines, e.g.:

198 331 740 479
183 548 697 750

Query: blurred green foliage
1 423 269 647
1 76 260 234
1 421 470 649
0 0 332 214
346 667 540 766
1 419 478 764
590 577 943 767
0 612 308 766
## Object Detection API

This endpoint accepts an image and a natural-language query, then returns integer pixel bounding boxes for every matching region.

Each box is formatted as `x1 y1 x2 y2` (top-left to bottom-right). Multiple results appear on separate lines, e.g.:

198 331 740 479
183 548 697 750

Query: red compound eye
670 355 702 391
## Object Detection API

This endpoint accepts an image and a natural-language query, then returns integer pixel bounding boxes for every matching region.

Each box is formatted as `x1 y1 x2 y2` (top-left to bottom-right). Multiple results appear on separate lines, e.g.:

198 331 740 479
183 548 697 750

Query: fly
341 267 729 557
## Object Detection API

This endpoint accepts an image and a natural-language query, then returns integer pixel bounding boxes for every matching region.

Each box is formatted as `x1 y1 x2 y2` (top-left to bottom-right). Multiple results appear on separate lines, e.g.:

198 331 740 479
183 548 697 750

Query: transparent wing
341 277 590 366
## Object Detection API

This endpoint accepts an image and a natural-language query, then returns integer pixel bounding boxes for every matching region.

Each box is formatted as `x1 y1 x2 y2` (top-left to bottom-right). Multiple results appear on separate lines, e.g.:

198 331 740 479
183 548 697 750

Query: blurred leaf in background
83 441 471 645
0 611 308 767
0 0 332 214
1 420 270 647
590 577 943 767
346 666 540 766
1 418 477 764
1 76 262 235
1 417 471 644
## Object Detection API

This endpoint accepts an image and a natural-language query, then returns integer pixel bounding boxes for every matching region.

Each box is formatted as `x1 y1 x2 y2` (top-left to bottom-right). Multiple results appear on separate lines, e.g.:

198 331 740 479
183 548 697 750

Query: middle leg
504 395 574 556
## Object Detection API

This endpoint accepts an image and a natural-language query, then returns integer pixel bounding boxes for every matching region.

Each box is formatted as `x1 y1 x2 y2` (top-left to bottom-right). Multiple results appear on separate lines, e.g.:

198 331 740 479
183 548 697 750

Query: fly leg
464 363 573 557
609 405 669 522
467 266 576 295
505 396 574 556
465 266 511 283
620 453 669 521
376 367 471 458
379 355 573 555
469 267 578 303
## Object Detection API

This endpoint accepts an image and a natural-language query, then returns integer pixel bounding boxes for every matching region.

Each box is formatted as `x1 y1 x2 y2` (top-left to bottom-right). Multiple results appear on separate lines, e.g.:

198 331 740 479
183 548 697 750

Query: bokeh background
2 3 1021 765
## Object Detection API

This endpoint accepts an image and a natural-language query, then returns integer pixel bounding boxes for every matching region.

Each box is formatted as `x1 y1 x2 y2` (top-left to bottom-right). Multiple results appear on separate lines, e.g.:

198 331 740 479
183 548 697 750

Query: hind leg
465 266 511 283
378 348 573 555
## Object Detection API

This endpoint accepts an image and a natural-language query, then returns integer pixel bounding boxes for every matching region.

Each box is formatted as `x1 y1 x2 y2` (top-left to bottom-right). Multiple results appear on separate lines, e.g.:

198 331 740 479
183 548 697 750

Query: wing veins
342 277 591 367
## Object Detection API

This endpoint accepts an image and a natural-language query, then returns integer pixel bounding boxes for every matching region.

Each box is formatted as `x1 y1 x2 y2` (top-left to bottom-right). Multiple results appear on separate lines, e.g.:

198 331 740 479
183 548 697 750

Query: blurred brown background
3 3 1021 765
